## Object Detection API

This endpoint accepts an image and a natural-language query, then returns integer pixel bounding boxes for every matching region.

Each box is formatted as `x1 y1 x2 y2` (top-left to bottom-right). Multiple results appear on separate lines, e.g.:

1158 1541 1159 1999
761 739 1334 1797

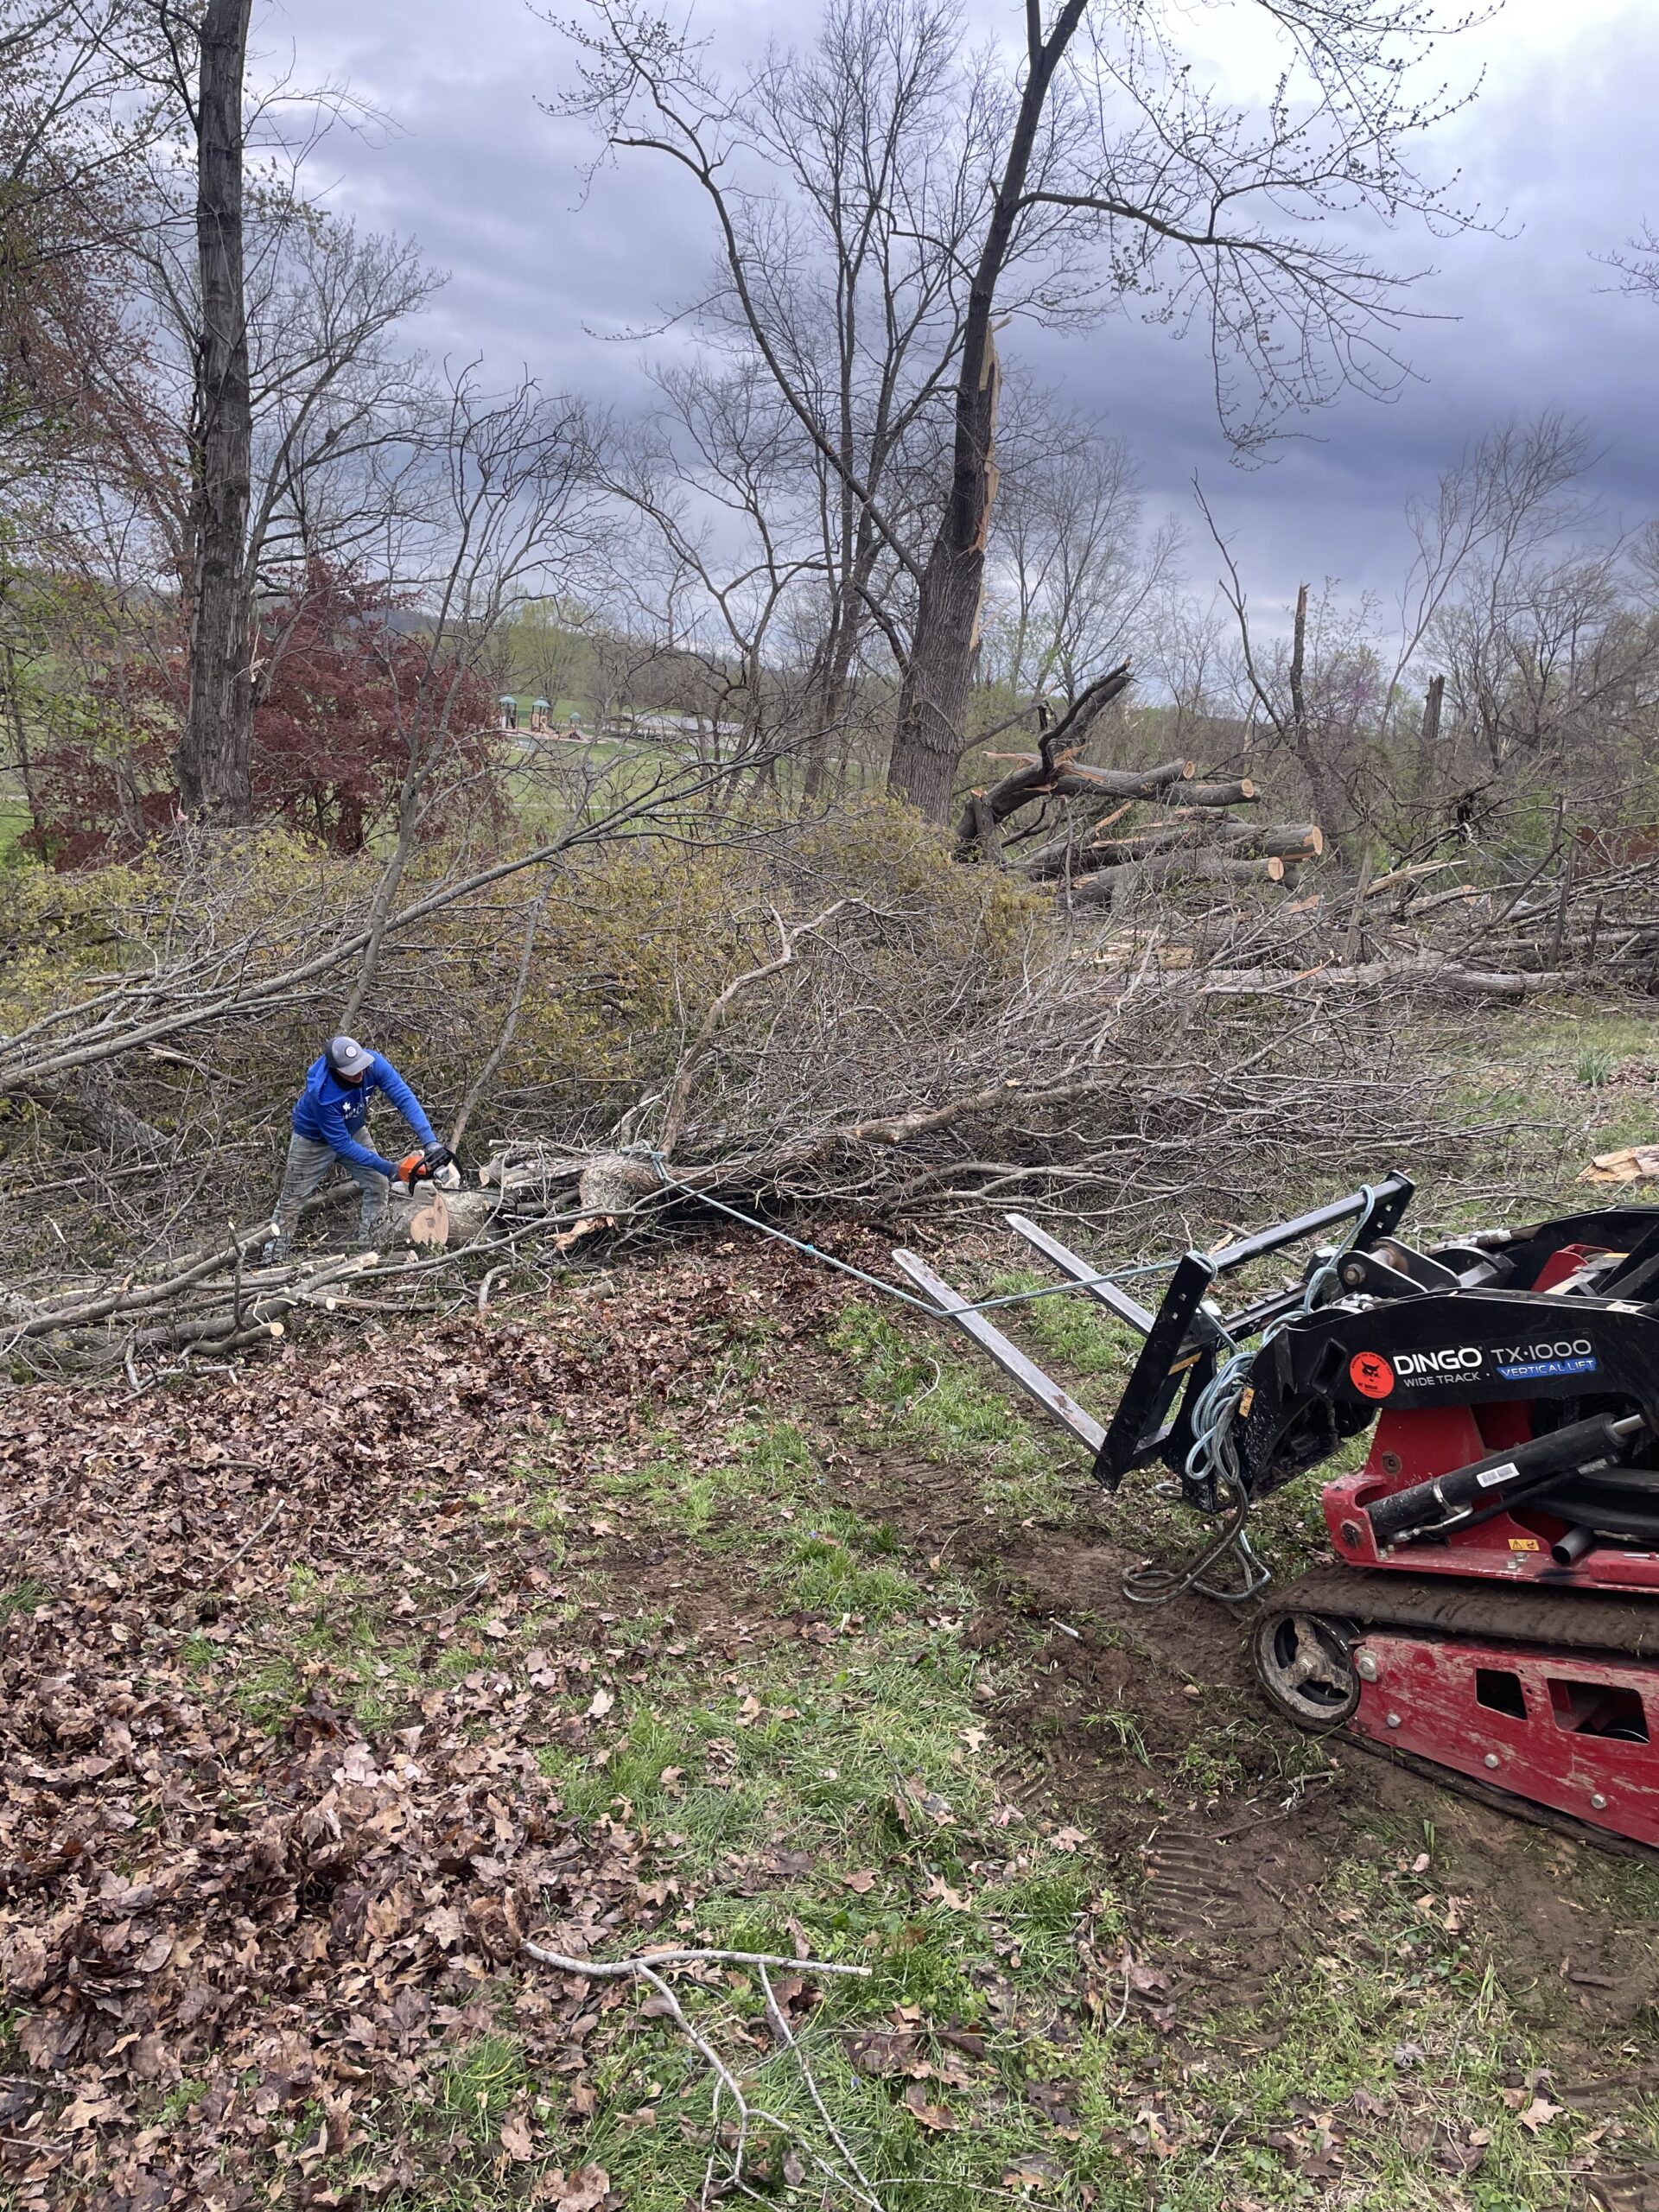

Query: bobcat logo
1349 1350 1395 1401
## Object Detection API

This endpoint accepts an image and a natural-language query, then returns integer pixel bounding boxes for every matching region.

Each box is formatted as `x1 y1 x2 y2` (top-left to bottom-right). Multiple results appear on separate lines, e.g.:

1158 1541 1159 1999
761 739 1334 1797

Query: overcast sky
267 0 1658 615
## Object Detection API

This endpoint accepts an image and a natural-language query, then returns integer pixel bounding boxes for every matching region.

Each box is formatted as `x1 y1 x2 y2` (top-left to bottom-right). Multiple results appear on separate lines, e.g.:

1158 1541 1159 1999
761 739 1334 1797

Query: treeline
2 0 1656 874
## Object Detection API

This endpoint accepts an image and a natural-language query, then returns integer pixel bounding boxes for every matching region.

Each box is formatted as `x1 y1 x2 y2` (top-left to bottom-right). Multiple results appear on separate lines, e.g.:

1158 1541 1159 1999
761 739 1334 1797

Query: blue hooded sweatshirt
291 1052 435 1179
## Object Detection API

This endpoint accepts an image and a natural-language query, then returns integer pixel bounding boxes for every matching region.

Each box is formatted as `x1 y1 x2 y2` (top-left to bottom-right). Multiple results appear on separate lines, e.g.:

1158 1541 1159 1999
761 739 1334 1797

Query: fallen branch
521 1941 876 2210
658 901 855 1155
1189 956 1584 1001
952 664 1137 855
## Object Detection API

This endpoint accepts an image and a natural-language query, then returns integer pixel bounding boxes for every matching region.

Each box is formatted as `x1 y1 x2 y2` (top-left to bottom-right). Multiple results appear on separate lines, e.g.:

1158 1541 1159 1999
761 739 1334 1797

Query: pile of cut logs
954 669 1319 906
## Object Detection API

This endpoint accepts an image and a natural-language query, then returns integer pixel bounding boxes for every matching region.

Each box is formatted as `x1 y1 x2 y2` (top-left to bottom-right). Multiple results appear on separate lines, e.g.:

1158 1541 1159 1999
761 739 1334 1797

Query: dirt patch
806 1421 1659 2026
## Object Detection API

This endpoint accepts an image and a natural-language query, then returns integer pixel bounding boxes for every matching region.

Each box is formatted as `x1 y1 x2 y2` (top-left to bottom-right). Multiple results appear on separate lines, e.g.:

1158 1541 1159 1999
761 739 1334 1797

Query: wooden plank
891 1249 1107 1455
1002 1213 1155 1336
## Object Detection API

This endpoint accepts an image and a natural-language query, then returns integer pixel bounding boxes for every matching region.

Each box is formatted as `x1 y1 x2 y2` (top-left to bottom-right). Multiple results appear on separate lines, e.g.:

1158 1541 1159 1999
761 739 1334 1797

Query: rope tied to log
637 1145 1175 1320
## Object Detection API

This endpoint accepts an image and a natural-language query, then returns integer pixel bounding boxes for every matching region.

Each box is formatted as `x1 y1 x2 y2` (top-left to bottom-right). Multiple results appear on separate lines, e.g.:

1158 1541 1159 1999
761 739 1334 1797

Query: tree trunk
1278 579 1351 857
177 0 255 825
887 351 1001 820
885 1 1088 821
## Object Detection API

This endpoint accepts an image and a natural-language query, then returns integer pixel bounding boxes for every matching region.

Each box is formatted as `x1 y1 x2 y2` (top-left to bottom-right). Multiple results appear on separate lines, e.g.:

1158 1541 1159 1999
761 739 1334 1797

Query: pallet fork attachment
893 1171 1659 1860
894 1171 1415 1491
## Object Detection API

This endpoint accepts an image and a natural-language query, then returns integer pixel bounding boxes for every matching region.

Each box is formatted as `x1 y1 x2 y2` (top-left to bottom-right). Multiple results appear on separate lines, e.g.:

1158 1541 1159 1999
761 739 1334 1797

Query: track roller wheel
1252 1609 1360 1728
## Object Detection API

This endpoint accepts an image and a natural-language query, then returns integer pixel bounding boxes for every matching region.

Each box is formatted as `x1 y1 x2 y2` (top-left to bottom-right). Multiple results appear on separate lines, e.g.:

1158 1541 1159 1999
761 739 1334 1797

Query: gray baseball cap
327 1034 374 1079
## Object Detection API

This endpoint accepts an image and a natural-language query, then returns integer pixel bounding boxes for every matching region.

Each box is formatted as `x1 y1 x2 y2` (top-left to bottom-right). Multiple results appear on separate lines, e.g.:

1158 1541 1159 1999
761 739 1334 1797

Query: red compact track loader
896 1174 1659 1857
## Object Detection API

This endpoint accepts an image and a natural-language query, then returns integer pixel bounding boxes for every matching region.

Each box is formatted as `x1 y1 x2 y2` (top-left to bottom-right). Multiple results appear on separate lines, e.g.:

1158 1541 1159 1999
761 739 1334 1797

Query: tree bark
1022 818 1197 878
176 0 255 825
1179 779 1257 809
1213 819 1325 860
1068 852 1285 906
886 2 1089 819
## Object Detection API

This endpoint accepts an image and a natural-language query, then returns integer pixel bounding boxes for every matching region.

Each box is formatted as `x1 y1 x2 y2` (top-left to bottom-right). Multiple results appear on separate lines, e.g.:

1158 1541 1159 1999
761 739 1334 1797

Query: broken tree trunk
887 3 1095 820
951 664 1137 856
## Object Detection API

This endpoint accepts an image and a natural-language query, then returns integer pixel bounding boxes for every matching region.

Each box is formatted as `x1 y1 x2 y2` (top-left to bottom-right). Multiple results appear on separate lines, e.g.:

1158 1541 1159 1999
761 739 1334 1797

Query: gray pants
265 1133 389 1261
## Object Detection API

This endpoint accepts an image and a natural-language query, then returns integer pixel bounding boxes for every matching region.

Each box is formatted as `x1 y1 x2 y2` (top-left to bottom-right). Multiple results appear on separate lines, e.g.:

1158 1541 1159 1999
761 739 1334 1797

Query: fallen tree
5 782 1657 1382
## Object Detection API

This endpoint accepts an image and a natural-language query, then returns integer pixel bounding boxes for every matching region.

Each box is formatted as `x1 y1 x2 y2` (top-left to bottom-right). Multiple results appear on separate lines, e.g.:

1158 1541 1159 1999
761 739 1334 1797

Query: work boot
263 1232 292 1265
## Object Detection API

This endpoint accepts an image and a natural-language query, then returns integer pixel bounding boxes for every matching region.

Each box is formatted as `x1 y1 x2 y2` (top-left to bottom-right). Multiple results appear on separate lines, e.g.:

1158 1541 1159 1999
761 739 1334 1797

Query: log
1086 823 1204 868
1190 957 1580 1001
1065 852 1284 907
1022 820 1200 879
1046 756 1192 803
1194 851 1286 885
1212 820 1325 861
1176 779 1258 809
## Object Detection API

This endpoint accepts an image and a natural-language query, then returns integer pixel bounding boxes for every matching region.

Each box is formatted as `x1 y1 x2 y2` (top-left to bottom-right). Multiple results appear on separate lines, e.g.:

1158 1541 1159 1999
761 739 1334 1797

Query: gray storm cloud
268 0 1659 604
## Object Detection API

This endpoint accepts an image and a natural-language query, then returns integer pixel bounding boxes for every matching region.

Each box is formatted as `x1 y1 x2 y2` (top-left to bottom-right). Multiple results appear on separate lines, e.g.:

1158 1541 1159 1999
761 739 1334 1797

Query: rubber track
1337 1732 1659 1869
1264 1568 1659 1657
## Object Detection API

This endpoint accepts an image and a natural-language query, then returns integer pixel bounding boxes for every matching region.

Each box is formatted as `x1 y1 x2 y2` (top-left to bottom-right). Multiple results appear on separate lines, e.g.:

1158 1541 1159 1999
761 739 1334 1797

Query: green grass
769 1500 912 1618
0 1577 48 1622
434 2035 535 2145
829 1302 1071 1516
534 1624 992 1882
988 1268 1144 1378
1428 1003 1658 1205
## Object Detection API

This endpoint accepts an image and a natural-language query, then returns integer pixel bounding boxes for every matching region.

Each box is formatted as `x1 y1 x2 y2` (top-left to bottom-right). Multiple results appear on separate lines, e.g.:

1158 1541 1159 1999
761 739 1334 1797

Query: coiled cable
1122 1188 1379 1609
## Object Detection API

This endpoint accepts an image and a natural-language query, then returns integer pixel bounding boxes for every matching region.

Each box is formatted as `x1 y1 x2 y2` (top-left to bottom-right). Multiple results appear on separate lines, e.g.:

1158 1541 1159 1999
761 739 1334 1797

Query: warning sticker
1349 1351 1395 1401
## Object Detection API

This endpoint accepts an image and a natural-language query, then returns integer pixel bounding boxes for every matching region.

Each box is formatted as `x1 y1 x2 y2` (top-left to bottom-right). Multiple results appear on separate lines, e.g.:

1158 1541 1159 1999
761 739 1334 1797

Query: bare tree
0 1 171 499
587 357 823 772
980 390 1178 715
562 0 1488 823
557 0 1013 798
1197 487 1384 854
1603 220 1659 306
171 0 256 823
340 364 603 1020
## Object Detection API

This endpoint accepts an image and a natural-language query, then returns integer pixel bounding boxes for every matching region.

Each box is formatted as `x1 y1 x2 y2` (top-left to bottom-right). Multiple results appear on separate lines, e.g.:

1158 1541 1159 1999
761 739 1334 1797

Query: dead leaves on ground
0 1260 840 2207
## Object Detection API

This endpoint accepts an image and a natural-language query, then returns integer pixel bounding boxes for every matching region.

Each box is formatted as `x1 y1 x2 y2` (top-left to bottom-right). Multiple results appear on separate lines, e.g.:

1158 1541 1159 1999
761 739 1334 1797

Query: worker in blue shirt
264 1034 451 1262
